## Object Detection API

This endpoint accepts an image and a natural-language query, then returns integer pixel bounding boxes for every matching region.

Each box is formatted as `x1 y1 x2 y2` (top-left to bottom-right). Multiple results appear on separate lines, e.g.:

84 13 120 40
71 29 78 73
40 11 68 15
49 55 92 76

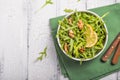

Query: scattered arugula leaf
77 0 80 2
41 0 53 9
64 8 74 13
101 11 110 19
35 0 53 13
80 59 83 65
35 0 81 13
36 47 47 61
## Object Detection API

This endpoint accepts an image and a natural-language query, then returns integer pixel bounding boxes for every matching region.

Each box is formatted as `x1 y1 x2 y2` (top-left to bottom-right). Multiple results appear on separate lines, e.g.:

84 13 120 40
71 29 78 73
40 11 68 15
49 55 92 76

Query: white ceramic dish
57 10 108 61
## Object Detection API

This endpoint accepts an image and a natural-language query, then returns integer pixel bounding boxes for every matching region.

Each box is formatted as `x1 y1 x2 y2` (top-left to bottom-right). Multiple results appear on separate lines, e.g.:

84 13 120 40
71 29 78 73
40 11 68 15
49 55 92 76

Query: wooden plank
117 71 120 80
29 35 58 80
0 51 4 80
0 0 28 80
87 0 115 9
28 0 58 80
31 0 57 27
101 73 117 80
116 0 120 2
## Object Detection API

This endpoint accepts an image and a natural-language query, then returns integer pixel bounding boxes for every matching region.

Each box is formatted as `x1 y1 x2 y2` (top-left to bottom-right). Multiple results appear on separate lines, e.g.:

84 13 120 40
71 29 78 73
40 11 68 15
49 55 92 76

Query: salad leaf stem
101 12 110 19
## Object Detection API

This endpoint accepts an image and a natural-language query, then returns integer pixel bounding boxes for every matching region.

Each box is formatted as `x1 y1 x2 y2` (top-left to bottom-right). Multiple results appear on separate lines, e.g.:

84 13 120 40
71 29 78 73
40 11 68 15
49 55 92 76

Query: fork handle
102 33 120 62
112 42 120 64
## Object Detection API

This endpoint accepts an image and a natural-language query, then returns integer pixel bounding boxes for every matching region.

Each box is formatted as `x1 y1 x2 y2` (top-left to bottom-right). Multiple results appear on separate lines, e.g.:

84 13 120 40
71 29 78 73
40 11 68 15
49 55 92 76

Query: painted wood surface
0 0 120 80
0 0 28 80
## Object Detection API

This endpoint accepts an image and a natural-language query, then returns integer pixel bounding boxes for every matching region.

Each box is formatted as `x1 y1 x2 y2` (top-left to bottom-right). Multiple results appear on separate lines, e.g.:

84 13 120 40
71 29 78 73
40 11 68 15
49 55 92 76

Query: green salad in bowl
57 11 108 61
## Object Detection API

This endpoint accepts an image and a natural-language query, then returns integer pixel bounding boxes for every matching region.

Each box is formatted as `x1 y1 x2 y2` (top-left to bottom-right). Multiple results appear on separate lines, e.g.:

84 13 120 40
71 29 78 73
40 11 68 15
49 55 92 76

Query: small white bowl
57 10 108 61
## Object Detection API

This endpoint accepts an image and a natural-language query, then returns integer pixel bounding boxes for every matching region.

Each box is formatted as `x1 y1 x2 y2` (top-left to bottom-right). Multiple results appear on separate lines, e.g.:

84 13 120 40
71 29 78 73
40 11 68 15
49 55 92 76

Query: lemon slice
85 24 98 47
85 24 93 37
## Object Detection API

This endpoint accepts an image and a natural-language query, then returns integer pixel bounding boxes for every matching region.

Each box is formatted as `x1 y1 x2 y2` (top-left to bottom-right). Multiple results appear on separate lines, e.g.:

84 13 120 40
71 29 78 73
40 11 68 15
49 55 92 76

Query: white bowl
57 10 108 61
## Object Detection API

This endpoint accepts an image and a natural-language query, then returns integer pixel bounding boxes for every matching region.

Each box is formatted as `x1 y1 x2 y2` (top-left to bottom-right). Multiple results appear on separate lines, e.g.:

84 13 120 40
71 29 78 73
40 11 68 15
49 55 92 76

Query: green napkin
50 3 120 80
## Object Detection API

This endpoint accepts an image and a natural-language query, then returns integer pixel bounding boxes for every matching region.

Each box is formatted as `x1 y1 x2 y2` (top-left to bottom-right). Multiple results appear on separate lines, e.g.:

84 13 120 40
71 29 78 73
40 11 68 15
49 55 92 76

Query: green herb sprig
101 12 110 19
64 9 74 13
41 0 53 9
35 0 53 13
77 0 80 2
36 47 47 61
35 0 81 13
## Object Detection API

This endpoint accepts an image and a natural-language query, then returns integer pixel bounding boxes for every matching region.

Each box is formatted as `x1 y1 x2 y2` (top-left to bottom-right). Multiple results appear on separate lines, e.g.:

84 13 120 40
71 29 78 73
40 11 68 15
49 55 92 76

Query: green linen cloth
50 3 120 80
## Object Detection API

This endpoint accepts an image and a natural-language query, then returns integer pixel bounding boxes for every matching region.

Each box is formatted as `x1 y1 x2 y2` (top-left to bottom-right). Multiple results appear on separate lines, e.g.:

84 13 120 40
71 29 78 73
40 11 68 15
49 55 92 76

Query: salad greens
35 0 53 13
57 11 107 60
36 47 47 61
35 0 81 13
64 9 74 13
77 0 80 2
41 0 53 9
101 12 110 19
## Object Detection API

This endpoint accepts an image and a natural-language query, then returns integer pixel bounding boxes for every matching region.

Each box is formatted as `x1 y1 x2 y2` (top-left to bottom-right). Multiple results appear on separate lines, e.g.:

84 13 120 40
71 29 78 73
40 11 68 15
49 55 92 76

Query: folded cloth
50 3 120 80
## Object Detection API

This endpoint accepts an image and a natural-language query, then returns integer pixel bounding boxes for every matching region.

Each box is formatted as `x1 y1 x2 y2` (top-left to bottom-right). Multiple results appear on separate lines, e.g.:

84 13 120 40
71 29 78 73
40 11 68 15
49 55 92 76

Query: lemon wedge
85 24 93 37
85 24 98 47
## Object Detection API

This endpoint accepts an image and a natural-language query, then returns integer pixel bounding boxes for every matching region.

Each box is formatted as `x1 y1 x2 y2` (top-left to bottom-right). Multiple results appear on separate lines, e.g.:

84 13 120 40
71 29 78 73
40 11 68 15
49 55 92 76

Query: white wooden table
0 0 120 80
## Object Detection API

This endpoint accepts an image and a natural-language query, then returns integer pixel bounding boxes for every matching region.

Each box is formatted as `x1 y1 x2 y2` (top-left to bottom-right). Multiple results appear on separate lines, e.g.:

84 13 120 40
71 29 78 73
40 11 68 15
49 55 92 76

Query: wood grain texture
0 0 28 80
116 0 120 2
0 51 4 80
87 0 115 9
0 0 119 80
28 0 58 80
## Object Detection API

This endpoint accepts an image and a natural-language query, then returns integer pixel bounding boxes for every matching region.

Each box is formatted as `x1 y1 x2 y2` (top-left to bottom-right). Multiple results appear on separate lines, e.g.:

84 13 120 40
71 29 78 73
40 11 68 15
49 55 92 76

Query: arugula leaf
101 12 110 19
41 0 53 8
77 0 80 2
36 47 47 61
37 55 43 61
43 47 47 57
64 9 74 13
35 0 53 13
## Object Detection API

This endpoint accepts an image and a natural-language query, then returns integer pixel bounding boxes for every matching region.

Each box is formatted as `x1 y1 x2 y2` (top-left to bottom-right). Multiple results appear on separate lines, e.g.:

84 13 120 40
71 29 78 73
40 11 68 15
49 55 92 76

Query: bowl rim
57 10 108 61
